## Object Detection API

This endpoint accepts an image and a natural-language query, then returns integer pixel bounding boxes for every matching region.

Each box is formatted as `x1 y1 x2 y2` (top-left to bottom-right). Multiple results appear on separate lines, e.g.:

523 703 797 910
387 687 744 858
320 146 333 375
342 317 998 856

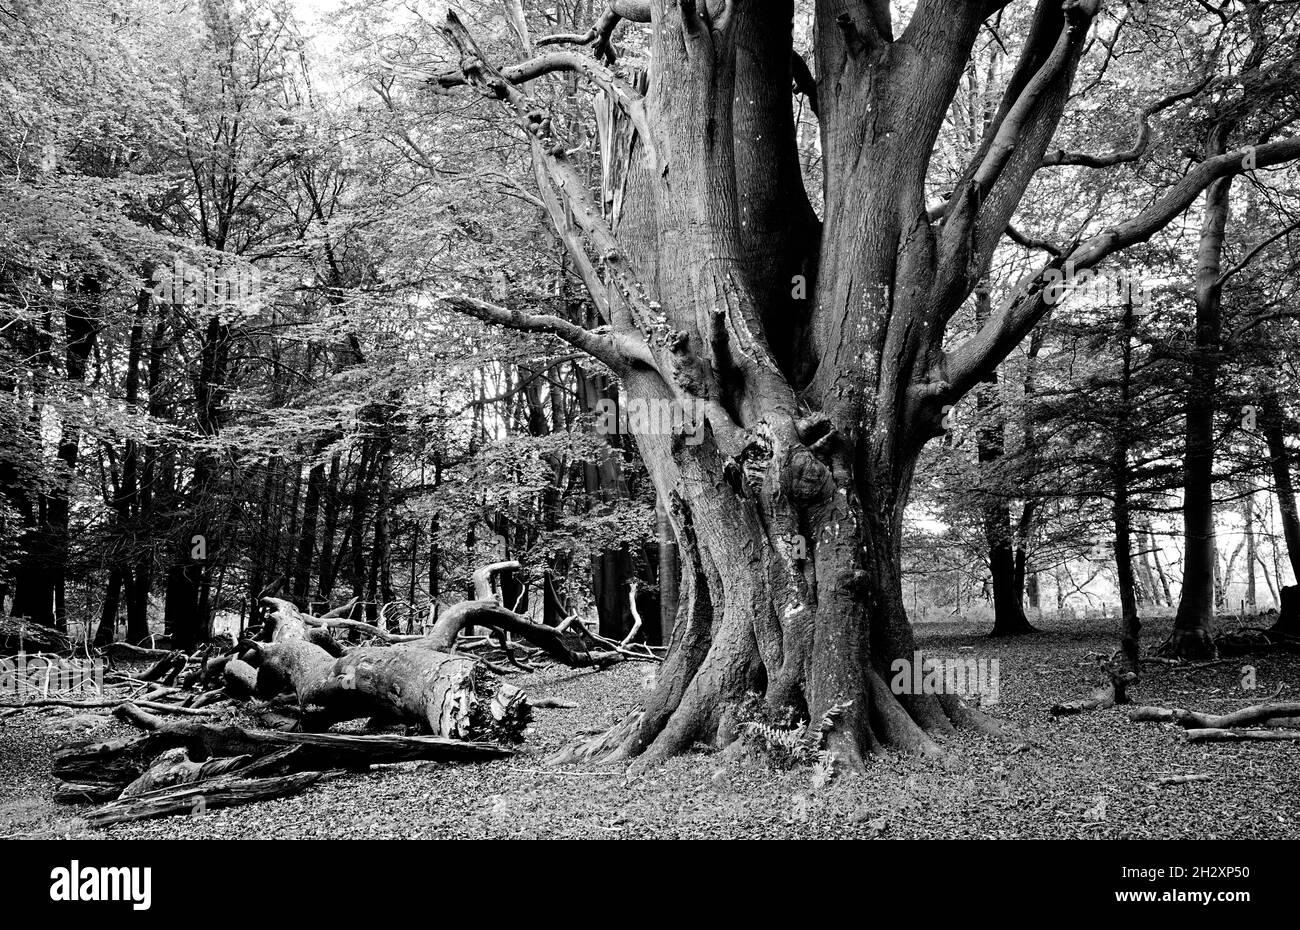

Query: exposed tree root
1155 627 1218 661
552 668 1018 773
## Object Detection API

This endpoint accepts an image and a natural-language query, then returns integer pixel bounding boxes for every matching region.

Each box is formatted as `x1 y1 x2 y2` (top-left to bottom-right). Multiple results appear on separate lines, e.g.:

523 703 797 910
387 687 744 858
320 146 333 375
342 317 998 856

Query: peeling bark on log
113 702 515 765
54 782 124 804
119 747 250 798
85 772 323 827
52 706 513 810
252 597 531 740
54 733 164 789
140 651 187 684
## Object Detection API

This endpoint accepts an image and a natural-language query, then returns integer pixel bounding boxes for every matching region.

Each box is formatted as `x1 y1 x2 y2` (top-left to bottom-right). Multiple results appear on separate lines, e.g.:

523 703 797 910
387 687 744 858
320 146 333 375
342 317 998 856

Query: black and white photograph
0 0 1297 907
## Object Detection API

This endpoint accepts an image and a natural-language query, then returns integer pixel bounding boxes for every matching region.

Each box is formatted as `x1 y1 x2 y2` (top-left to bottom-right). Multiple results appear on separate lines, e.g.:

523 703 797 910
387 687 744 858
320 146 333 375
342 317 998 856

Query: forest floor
2 612 1298 839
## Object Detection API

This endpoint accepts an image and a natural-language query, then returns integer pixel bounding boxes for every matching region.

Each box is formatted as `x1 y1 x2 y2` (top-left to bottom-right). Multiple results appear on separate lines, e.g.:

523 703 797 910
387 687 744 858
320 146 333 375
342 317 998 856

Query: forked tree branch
537 0 651 63
1041 75 1211 169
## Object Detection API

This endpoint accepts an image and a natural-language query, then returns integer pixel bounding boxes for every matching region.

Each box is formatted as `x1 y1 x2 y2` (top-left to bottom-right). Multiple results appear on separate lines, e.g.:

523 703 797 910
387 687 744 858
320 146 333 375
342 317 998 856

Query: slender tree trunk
1113 296 1141 671
317 452 342 603
1263 393 1300 633
1170 173 1233 659
294 461 325 599
975 289 1035 636
1244 492 1257 610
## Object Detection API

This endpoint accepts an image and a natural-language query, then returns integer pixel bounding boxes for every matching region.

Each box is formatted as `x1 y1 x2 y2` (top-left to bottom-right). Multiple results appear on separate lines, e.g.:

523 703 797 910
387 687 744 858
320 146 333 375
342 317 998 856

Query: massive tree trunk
1169 172 1233 659
434 1 1298 769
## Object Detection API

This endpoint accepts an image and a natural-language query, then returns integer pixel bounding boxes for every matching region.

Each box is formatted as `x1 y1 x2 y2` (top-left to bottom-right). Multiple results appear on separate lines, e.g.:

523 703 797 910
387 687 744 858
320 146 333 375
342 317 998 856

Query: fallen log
85 772 323 827
54 732 170 789
54 782 124 804
1051 659 1136 716
1185 727 1300 743
100 642 175 663
1153 774 1214 786
140 650 187 684
1130 701 1300 729
52 704 514 797
119 747 251 798
426 597 620 667
113 701 515 765
223 657 259 695
0 697 217 715
0 615 70 652
252 598 531 740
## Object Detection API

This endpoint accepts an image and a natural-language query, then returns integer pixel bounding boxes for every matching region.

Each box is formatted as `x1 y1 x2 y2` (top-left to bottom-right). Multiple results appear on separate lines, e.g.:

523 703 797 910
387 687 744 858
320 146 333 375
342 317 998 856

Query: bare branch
536 0 650 62
1041 75 1211 169
944 136 1300 400
442 295 645 372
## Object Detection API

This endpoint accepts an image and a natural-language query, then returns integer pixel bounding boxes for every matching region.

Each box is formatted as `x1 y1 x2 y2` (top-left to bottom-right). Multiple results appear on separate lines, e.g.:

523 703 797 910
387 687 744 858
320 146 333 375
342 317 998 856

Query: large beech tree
432 0 1300 770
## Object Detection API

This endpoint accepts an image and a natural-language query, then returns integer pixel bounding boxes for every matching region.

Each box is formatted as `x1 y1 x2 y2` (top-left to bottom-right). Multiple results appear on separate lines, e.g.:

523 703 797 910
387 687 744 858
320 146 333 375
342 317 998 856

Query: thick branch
442 295 647 372
1041 76 1211 169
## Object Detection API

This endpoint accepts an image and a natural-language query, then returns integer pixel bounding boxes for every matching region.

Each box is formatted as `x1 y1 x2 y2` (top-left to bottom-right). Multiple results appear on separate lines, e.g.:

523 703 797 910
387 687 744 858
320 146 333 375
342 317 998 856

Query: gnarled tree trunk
433 1 1300 770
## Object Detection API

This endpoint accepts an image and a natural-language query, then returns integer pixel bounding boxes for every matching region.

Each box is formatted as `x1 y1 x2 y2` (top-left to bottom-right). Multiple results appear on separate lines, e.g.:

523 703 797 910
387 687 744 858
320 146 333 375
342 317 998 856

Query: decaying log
54 782 124 803
86 772 323 827
1154 774 1214 786
1185 727 1300 742
52 704 514 799
223 657 259 695
54 733 167 789
113 702 515 765
426 598 620 667
1051 685 1120 716
1051 656 1138 716
119 747 250 798
251 598 532 740
140 650 187 684
100 642 175 663
0 697 215 715
1130 701 1300 729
